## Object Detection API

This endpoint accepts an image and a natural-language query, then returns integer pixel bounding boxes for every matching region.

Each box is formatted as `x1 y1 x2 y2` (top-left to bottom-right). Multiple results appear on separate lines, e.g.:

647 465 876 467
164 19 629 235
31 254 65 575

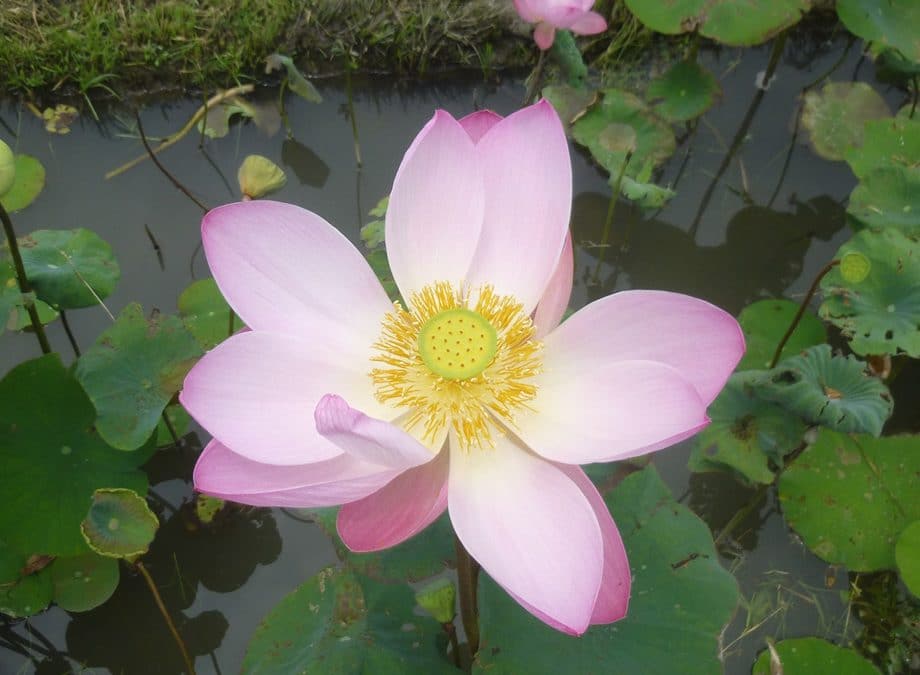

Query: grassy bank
0 0 534 99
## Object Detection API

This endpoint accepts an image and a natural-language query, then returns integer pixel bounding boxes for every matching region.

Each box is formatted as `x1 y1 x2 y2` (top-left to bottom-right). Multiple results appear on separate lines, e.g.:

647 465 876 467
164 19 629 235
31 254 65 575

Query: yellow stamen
371 282 541 450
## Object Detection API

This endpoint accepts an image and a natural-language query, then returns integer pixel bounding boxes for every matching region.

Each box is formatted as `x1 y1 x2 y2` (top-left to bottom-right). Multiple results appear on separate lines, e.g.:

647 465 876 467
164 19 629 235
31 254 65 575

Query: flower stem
769 259 839 369
454 535 481 658
0 201 52 354
59 310 81 357
135 560 196 675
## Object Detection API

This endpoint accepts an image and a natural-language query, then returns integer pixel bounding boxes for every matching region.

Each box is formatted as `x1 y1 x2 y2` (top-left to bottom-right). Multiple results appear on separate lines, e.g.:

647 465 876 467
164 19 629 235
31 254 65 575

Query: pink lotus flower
514 0 608 50
180 101 743 635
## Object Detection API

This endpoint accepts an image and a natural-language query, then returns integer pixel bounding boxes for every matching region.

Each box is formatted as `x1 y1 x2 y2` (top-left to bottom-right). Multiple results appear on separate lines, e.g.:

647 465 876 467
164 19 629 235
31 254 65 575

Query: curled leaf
238 155 287 199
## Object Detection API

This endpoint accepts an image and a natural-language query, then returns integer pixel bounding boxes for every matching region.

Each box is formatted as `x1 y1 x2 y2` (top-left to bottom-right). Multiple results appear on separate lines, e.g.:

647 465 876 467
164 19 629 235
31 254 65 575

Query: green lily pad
81 488 159 559
623 0 811 46
542 84 597 130
800 82 890 161
42 104 79 135
847 165 920 234
475 465 738 674
0 540 53 618
647 60 720 122
837 0 920 63
308 508 454 583
778 429 920 571
199 96 280 139
0 154 45 212
155 403 191 447
0 139 14 197
736 299 827 371
51 552 120 612
689 371 806 485
75 303 203 451
819 228 920 357
5 294 58 332
752 637 881 674
756 345 893 436
619 175 676 208
242 567 455 674
0 257 20 332
845 116 920 179
0 354 149 557
895 520 920 597
15 228 120 309
571 89 676 180
178 278 238 350
265 53 322 104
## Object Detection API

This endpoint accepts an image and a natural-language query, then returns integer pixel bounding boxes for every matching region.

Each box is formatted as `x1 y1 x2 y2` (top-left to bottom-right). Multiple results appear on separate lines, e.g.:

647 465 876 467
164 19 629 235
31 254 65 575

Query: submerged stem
0 202 52 354
135 560 196 675
769 259 839 369
454 535 481 658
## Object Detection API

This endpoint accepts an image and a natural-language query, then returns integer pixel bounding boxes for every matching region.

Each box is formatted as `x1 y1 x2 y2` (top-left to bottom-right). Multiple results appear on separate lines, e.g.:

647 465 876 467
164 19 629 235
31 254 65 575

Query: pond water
0 30 911 674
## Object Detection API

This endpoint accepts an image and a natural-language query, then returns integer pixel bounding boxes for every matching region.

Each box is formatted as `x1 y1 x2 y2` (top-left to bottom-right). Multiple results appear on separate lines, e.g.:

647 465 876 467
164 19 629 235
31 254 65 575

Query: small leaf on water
845 116 920 179
647 60 720 122
414 578 456 624
752 637 880 674
42 104 79 135
800 82 890 161
81 488 159 559
265 53 322 103
837 0 920 63
0 139 14 197
846 165 920 234
0 539 53 618
0 154 45 212
51 552 120 612
238 155 287 199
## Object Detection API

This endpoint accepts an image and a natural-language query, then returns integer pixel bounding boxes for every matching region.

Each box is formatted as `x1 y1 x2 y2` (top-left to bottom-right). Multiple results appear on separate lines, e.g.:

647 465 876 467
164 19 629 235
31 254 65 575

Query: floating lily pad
178 277 237 350
647 60 720 122
15 228 120 309
0 258 19 332
0 139 14 197
200 97 280 139
75 303 203 451
242 567 455 674
837 0 920 63
542 84 597 130
819 228 920 357
308 508 454 583
0 354 149 557
82 488 159 559
752 637 881 674
845 116 920 179
757 345 893 436
689 371 806 484
51 552 120 612
800 82 890 161
238 155 286 199
779 429 920 571
623 0 811 46
0 540 53 618
896 520 920 597
619 175 676 208
475 465 738 674
155 403 191 447
43 104 78 135
265 53 322 104
571 89 676 180
6 295 58 331
0 154 45 212
736 299 827 371
847 165 920 234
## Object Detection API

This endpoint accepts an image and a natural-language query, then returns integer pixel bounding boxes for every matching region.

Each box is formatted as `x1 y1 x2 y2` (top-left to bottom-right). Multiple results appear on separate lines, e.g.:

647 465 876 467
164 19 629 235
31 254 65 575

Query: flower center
417 308 497 380
371 282 541 450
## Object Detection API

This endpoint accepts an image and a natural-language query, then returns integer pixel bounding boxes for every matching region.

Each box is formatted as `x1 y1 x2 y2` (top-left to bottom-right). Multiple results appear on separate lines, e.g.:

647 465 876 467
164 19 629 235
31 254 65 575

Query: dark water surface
1 32 905 674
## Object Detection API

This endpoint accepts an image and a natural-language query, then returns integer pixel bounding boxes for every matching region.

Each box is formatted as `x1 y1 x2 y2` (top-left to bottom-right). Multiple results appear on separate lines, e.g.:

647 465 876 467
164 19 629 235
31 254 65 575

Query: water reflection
281 138 330 188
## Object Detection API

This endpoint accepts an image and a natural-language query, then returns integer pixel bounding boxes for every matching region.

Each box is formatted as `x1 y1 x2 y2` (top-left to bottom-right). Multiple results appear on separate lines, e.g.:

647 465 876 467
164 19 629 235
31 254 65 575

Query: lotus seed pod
0 139 15 198
238 154 286 199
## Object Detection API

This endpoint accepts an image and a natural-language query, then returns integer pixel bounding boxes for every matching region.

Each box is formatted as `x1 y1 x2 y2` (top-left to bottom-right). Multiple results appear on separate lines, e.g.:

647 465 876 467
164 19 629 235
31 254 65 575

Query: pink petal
180 331 384 466
448 432 603 635
569 11 607 35
386 110 484 299
534 22 557 50
513 0 540 22
533 230 573 338
465 101 571 313
517 359 709 464
315 394 435 469
337 449 448 552
556 465 630 624
202 201 391 353
193 440 400 508
543 290 744 405
458 110 503 144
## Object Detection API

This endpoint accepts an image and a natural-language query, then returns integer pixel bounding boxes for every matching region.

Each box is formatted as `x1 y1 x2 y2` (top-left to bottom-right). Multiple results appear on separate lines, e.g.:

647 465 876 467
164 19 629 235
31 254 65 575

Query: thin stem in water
523 49 546 105
135 560 196 675
592 151 631 283
454 535 480 658
136 112 209 213
59 310 81 357
345 67 362 168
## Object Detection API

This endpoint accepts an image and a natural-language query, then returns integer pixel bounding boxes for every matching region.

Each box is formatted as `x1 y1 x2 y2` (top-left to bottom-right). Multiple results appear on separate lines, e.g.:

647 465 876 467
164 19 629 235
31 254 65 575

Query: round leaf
6 295 58 331
178 278 238 350
75 303 203 451
0 540 53 618
820 228 920 357
779 430 920 571
847 165 920 234
895 520 920 598
840 252 871 283
689 371 806 485
0 139 14 197
623 0 811 46
542 84 597 130
756 344 893 436
837 0 920 63
81 488 159 559
242 567 455 673
0 154 45 212
845 116 920 179
753 637 880 674
800 82 890 161
17 228 120 309
647 60 720 122
0 355 150 557
736 299 827 371
51 552 120 612
475 466 738 674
